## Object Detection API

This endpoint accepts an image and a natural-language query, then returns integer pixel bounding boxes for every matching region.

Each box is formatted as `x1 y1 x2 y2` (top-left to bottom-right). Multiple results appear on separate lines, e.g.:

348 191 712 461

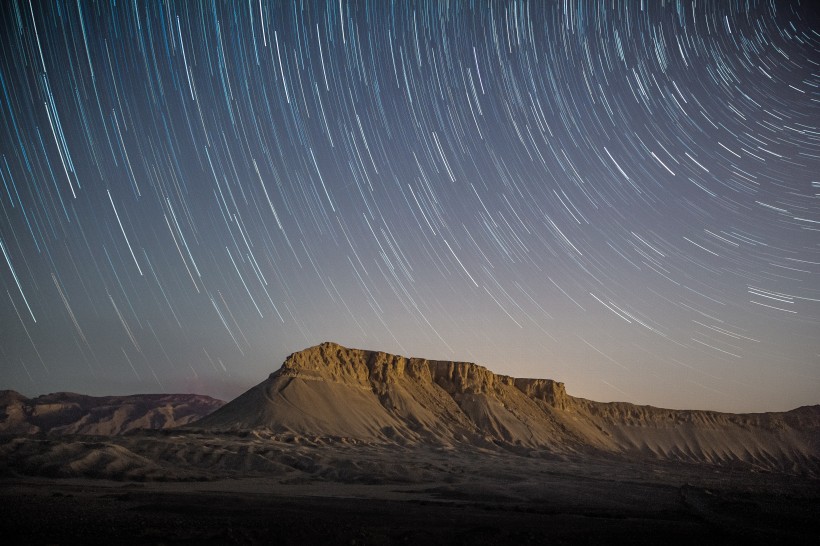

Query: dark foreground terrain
2 439 818 545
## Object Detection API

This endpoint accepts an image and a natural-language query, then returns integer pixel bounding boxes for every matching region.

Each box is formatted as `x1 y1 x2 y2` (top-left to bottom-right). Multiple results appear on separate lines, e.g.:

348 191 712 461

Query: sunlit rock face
192 343 820 476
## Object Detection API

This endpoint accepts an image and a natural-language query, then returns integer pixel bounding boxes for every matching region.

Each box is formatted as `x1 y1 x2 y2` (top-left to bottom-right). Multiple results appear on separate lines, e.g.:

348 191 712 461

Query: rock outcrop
193 342 820 475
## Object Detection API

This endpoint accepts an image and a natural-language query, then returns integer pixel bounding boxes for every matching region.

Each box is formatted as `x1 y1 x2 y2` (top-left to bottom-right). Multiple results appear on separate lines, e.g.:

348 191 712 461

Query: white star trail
0 0 816 411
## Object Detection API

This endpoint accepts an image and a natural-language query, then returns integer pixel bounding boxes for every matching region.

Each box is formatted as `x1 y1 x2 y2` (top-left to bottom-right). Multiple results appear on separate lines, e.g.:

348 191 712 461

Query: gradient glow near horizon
0 0 817 412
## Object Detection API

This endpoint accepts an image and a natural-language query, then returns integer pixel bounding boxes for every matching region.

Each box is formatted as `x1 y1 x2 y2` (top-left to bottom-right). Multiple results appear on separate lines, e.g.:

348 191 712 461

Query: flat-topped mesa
277 342 568 408
192 342 820 475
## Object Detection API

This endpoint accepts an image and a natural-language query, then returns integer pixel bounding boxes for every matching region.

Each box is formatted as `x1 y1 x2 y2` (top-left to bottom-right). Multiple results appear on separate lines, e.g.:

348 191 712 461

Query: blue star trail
1 0 817 411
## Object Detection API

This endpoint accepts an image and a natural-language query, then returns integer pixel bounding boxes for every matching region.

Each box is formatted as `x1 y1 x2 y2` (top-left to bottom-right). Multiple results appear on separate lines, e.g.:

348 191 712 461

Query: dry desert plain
1 342 818 544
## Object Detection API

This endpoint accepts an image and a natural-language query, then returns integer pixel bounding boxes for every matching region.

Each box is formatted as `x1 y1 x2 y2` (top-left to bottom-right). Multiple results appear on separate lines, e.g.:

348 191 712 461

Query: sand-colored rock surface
0 390 224 435
193 342 820 475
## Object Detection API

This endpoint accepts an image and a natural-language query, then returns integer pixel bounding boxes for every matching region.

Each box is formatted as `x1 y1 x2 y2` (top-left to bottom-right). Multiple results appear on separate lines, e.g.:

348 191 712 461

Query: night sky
1 1 817 412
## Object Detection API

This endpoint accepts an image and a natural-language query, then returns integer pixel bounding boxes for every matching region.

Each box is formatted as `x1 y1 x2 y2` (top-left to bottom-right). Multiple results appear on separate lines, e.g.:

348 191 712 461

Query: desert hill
194 342 820 475
0 390 224 435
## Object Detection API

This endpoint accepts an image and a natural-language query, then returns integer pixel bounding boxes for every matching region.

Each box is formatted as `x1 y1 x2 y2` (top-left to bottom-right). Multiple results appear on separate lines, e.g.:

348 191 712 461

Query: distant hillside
194 342 820 476
0 390 224 435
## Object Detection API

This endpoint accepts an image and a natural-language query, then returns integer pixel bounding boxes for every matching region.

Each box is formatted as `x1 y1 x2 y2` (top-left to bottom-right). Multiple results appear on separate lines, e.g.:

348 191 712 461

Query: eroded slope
193 342 820 475
0 391 224 435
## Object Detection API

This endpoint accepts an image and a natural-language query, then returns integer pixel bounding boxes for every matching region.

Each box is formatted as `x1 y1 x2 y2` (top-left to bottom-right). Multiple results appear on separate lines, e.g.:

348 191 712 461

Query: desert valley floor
2 438 819 545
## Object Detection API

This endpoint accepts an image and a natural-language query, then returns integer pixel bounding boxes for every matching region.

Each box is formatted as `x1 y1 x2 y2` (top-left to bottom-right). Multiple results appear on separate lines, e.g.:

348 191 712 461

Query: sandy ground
2 440 818 545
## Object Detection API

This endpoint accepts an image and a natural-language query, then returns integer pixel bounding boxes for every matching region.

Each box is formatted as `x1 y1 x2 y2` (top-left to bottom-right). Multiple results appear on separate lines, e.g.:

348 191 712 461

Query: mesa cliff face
194 342 820 475
278 342 569 404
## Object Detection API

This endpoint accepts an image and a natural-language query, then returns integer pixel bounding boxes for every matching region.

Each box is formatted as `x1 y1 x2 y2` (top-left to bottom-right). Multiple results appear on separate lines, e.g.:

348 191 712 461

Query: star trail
1 0 818 411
